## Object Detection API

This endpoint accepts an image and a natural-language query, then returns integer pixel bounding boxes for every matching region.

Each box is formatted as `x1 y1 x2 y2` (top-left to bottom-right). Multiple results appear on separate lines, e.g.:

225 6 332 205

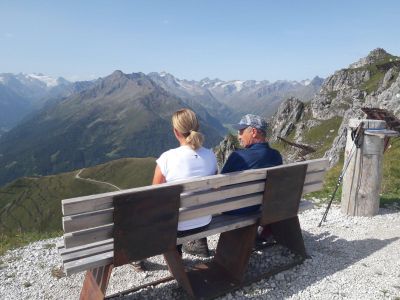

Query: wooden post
341 119 386 216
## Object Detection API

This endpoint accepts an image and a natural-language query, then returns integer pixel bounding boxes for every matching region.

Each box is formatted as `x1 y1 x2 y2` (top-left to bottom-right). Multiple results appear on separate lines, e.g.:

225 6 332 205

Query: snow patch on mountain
26 73 60 87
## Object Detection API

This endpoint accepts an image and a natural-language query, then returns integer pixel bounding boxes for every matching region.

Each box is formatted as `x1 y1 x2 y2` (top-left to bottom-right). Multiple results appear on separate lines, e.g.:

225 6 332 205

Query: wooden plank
304 170 326 184
64 224 113 249
302 181 323 194
63 208 113 233
181 180 265 208
64 251 113 276
59 239 113 256
62 159 328 216
80 265 113 300
179 194 262 222
62 243 113 263
260 164 308 225
56 241 64 252
113 185 181 266
177 213 260 244
214 223 258 283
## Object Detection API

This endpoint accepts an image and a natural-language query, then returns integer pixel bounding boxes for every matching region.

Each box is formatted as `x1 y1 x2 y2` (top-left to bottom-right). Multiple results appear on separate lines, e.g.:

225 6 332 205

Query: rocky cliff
271 48 400 166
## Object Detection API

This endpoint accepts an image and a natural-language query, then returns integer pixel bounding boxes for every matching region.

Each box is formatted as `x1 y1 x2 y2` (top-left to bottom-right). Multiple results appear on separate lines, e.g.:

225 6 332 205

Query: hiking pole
318 122 364 227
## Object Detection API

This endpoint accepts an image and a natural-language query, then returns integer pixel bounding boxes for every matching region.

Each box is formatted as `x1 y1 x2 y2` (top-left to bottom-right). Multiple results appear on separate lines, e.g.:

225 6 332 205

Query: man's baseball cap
232 114 267 131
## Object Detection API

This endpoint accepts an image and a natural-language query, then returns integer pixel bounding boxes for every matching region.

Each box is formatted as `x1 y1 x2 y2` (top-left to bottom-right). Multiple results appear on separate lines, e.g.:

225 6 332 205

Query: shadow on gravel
279 231 400 298
110 233 398 299
376 207 400 216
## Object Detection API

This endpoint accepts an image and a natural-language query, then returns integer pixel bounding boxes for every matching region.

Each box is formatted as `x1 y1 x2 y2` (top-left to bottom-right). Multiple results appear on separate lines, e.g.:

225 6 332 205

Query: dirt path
75 169 121 191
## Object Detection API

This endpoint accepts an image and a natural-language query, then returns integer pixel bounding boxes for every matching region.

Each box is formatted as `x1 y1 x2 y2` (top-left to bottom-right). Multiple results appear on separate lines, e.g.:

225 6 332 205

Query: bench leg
270 216 307 258
164 250 195 298
80 264 113 300
163 225 257 299
214 223 258 282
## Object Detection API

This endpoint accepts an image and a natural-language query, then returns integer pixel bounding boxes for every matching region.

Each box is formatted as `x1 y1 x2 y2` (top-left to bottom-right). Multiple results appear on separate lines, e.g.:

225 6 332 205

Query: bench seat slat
62 242 113 263
64 251 113 276
181 180 265 207
58 238 113 256
64 224 113 249
176 212 260 244
63 208 114 233
179 193 262 222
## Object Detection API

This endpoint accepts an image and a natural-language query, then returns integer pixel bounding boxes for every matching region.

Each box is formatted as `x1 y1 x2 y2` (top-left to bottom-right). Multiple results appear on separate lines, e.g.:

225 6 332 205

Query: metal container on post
341 119 386 216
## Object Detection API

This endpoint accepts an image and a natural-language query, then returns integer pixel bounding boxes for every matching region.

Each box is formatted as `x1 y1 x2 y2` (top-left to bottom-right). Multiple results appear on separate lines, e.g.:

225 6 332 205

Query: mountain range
0 70 322 186
0 73 95 131
148 72 323 121
0 71 225 185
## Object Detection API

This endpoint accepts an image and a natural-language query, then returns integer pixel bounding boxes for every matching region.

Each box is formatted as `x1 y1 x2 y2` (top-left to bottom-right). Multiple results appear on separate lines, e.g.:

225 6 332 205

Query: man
222 114 282 239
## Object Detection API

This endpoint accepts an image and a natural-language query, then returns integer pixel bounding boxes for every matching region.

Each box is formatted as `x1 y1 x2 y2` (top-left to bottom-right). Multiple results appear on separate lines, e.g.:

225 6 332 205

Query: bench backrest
60 158 328 274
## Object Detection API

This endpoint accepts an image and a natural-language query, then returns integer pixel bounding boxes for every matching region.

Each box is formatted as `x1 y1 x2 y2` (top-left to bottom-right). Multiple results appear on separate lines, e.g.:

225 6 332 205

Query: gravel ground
1 205 400 300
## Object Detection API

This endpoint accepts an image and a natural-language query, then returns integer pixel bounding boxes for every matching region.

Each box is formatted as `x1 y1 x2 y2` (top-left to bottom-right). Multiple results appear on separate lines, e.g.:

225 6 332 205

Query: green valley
0 157 156 255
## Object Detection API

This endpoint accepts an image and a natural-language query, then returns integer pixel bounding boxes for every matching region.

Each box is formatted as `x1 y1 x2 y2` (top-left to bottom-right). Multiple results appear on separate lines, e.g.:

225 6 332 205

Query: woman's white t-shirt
156 145 217 231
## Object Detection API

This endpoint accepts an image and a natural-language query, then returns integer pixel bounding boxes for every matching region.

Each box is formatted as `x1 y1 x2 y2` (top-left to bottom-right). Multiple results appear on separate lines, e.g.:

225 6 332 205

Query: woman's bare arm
152 165 166 185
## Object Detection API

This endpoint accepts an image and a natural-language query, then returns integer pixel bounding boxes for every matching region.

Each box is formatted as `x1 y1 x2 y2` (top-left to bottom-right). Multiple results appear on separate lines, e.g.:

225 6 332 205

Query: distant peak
367 48 389 58
311 76 324 85
349 48 396 69
111 70 125 77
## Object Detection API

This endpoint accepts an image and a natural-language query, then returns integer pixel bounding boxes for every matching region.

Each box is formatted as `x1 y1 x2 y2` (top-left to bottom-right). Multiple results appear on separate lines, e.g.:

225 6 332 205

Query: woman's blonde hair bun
172 108 204 150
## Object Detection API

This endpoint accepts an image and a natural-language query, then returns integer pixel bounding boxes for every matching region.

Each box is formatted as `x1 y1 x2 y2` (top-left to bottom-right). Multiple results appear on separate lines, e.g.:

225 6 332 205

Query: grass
302 116 343 158
305 156 343 203
271 116 343 160
0 230 62 256
80 157 156 189
380 137 400 207
0 172 114 235
0 156 157 255
360 68 385 94
43 243 55 249
277 113 400 208
305 137 400 209
355 54 400 94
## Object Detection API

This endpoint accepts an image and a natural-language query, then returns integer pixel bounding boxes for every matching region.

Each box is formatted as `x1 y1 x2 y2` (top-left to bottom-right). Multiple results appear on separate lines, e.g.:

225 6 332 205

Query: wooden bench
58 158 328 299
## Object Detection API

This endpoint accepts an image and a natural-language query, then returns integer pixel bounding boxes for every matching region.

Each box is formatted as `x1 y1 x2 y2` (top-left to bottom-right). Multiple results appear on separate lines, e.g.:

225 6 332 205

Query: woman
153 108 217 256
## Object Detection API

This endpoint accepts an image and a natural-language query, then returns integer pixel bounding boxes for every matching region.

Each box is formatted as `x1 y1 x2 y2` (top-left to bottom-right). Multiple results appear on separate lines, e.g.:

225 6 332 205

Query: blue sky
0 0 399 82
